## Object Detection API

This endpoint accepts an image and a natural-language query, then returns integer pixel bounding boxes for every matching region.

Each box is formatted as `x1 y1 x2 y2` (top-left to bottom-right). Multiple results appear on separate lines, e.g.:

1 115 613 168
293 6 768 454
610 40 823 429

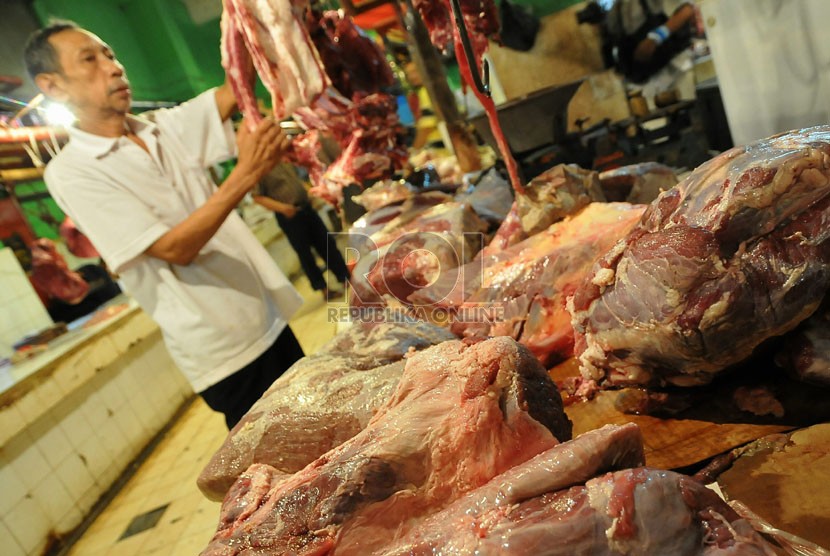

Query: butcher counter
0 294 193 554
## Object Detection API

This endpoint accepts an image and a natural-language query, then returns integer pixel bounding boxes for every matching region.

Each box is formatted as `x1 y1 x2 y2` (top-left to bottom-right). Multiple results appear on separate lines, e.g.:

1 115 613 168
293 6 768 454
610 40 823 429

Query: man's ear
34 73 68 104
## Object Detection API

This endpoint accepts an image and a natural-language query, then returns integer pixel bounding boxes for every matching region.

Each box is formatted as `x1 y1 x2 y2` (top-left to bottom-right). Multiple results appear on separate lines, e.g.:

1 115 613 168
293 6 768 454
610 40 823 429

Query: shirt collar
66 114 159 158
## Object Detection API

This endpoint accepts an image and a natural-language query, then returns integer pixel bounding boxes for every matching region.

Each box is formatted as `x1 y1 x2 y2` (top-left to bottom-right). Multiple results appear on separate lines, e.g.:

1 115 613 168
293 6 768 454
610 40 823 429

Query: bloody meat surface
571 126 830 388
201 337 571 555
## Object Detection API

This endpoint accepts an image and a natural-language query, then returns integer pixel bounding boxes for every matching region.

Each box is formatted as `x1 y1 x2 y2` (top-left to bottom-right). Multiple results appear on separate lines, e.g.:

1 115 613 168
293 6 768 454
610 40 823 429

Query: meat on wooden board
571 126 830 388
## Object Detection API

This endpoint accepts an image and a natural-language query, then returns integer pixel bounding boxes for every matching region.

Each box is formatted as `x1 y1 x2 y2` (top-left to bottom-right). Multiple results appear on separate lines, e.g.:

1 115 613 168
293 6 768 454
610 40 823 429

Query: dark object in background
575 1 616 70
340 183 367 226
611 0 693 84
775 300 830 386
499 0 540 52
695 79 734 152
575 1 605 24
47 264 122 324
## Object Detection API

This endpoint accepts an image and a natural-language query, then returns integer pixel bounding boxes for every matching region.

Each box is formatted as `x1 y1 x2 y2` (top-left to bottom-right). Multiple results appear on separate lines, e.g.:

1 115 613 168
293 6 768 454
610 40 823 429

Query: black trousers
276 204 350 291
200 326 304 429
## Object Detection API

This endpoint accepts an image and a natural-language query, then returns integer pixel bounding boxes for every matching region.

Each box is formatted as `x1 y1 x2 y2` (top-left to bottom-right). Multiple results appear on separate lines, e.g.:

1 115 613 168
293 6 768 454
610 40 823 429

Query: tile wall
0 318 192 556
0 247 53 359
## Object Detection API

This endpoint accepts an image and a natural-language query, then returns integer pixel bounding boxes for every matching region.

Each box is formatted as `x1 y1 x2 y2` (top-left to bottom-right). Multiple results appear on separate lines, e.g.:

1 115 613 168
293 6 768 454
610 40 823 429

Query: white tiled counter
0 296 193 556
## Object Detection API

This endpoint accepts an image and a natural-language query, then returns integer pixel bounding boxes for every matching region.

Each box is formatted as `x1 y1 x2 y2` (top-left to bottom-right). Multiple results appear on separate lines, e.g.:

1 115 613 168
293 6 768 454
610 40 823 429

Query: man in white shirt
24 21 304 428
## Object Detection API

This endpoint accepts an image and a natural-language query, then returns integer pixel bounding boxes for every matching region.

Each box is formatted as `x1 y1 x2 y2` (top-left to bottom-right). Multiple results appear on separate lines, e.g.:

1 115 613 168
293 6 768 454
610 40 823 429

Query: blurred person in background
253 163 350 301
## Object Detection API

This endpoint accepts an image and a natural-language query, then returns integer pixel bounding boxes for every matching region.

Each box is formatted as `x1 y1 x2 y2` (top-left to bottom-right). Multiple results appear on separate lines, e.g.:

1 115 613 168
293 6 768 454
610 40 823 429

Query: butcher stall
2 0 830 555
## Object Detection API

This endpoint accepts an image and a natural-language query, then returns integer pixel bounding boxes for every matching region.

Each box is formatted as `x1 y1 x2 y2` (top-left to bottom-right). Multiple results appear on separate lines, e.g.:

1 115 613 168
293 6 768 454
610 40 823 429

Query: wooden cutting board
716 424 830 550
549 358 800 470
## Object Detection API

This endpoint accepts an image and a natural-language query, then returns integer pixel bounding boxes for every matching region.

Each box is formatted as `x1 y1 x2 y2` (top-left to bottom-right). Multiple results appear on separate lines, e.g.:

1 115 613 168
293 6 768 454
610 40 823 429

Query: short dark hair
23 20 80 79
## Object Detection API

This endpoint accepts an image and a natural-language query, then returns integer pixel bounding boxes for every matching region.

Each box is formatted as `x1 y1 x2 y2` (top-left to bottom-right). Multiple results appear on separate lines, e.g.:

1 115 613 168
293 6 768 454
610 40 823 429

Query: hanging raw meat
412 0 525 193
220 0 329 122
220 1 405 206
412 0 499 59
292 92 408 206
306 9 395 99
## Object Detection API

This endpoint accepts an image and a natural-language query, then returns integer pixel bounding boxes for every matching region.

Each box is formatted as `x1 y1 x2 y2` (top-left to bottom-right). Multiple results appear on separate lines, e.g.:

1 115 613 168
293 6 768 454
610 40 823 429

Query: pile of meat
197 320 455 501
349 200 488 307
200 337 777 555
344 163 667 369
411 203 645 366
571 126 830 388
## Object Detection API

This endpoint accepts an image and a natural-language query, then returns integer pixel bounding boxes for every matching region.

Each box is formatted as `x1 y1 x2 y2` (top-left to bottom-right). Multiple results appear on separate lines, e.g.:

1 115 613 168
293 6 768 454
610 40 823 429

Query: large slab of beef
410 203 645 366
571 126 830 388
197 320 456 501
201 337 572 555
386 435 776 554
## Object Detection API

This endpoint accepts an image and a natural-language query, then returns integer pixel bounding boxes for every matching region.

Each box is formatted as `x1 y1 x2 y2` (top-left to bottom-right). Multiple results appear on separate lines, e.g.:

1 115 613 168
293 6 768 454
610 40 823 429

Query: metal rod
447 0 490 97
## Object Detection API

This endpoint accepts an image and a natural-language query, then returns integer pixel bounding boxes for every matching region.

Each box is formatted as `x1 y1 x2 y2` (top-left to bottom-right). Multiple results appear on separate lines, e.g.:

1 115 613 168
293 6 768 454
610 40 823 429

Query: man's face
43 29 131 119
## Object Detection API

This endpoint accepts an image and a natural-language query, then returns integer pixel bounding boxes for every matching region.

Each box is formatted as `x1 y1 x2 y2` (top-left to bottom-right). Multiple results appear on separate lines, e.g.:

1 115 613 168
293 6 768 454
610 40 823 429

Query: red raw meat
306 9 394 99
571 126 830 388
410 203 645 366
220 0 329 123
349 201 488 307
200 337 572 555
30 238 89 304
197 320 456 501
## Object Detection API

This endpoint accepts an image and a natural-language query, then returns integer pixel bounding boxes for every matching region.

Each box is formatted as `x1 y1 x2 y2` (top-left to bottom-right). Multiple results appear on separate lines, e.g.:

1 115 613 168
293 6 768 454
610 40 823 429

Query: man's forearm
145 170 255 265
666 3 695 33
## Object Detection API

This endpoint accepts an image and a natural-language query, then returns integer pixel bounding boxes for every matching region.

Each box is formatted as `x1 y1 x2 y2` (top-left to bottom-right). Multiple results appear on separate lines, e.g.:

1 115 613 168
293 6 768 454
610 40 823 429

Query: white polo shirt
45 89 303 392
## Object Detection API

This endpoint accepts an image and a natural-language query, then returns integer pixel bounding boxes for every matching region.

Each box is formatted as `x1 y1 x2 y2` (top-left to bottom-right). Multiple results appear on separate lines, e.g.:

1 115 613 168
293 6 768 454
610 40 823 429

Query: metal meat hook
448 0 491 97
